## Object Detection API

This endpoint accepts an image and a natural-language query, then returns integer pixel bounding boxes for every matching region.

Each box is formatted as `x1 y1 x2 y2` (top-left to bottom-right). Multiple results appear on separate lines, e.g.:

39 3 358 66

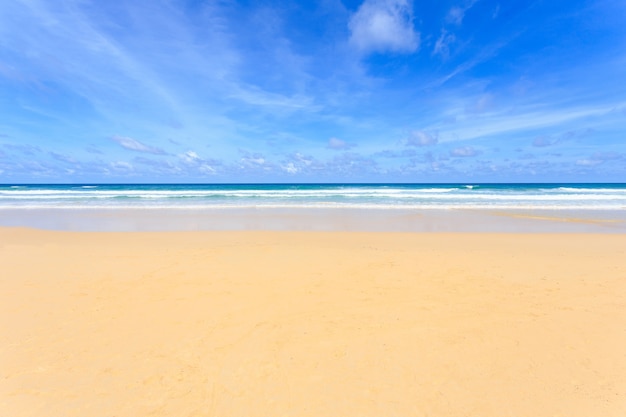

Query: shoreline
1 207 625 233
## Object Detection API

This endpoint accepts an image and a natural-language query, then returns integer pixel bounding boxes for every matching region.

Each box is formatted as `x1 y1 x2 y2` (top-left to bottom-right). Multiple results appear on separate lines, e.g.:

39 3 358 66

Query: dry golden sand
1 228 626 416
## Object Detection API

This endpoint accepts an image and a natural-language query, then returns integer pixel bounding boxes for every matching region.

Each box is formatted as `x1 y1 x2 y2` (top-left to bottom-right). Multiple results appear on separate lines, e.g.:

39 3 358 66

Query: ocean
1 183 626 210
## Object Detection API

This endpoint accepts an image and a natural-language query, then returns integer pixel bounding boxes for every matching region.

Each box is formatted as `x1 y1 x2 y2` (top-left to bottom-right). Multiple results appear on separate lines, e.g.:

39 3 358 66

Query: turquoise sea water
1 183 626 210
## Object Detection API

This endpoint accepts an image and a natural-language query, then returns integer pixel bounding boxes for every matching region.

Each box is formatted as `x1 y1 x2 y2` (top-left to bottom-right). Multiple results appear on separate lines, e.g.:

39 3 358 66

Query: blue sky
1 0 625 183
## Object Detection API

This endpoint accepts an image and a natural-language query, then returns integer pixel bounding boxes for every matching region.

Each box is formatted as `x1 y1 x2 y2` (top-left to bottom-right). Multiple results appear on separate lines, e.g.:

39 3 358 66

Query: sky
1 0 625 183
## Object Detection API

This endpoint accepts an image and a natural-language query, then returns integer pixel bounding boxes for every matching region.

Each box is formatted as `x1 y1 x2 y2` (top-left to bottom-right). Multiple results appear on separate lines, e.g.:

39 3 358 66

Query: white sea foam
1 204 624 210
1 202 625 210
557 187 626 193
1 185 625 210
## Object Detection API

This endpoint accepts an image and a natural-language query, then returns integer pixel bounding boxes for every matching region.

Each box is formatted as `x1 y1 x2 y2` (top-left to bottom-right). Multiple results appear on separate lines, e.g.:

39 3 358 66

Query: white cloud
327 137 354 150
450 146 478 157
282 162 299 174
446 0 478 25
3 143 42 155
279 152 317 175
180 150 201 164
134 157 180 173
576 152 622 166
85 146 103 155
406 130 438 146
240 155 267 167
465 93 494 114
575 159 602 167
50 151 77 164
326 152 380 175
176 150 219 175
349 0 419 54
198 164 216 174
111 135 165 155
110 161 133 171
230 85 317 111
532 136 557 147
446 7 465 25
433 29 455 58
492 4 500 19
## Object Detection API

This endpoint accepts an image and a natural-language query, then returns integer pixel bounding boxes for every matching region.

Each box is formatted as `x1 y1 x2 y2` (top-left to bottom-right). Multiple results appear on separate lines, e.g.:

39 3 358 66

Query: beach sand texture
2 228 626 416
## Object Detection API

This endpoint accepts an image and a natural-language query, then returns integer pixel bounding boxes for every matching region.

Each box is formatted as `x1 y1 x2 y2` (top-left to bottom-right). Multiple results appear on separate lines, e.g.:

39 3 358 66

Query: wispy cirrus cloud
432 29 456 58
177 150 220 174
111 135 166 155
327 137 355 150
49 151 77 164
2 143 42 155
110 161 134 172
229 85 317 112
439 101 625 143
427 37 512 88
446 0 479 25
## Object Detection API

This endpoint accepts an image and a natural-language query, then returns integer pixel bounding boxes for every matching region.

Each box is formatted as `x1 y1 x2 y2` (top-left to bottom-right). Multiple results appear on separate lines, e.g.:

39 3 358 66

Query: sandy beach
2 227 626 416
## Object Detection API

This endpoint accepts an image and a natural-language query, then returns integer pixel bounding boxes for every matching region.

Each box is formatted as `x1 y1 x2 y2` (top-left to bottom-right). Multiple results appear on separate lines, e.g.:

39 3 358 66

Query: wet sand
1 228 626 416
1 207 625 232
